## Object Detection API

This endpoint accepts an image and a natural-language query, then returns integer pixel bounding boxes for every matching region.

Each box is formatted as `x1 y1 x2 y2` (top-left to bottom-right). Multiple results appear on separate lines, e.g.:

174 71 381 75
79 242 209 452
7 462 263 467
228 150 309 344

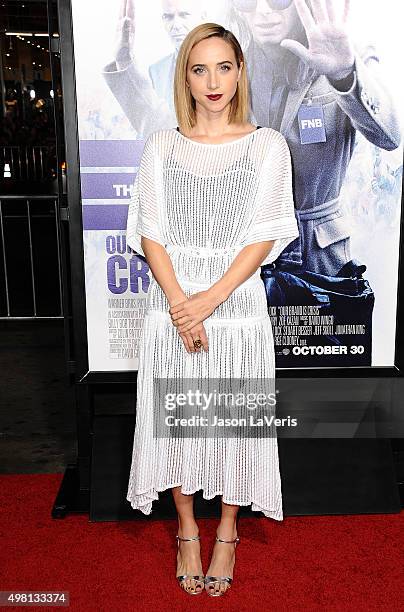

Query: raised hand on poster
115 0 136 70
280 0 355 80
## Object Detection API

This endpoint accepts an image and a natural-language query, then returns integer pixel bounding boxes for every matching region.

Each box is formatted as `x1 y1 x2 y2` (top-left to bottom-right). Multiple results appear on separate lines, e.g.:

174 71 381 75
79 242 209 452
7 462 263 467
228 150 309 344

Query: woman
126 22 299 596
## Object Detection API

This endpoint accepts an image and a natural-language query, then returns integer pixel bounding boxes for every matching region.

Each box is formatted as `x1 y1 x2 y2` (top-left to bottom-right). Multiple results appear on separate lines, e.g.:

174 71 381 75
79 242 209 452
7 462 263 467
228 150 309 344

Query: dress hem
126 483 283 522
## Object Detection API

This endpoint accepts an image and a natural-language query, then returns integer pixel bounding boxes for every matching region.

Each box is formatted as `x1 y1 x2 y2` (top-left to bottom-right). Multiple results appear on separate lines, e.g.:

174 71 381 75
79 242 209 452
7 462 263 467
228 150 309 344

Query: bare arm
140 237 186 307
209 241 275 305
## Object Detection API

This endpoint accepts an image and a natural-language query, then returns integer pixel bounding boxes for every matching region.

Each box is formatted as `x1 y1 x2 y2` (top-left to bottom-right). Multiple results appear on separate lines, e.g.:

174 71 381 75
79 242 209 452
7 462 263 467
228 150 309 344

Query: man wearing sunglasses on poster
239 0 400 276
237 0 401 366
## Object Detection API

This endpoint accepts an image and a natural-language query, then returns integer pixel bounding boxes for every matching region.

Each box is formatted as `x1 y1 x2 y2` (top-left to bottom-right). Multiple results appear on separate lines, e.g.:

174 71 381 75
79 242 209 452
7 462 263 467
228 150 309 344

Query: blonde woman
126 22 299 597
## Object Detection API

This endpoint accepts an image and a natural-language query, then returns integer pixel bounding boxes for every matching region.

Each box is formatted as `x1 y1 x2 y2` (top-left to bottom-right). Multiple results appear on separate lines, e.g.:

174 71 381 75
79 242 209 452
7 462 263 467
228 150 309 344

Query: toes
186 578 203 594
206 580 229 595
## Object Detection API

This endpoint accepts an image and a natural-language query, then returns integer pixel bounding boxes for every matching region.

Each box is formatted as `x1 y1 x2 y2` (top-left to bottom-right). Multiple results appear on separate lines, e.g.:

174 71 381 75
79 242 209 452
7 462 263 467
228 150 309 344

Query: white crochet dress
126 126 299 521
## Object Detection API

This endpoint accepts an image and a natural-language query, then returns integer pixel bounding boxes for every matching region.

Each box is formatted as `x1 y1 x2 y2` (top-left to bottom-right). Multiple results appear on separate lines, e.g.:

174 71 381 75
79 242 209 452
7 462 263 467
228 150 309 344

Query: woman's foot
205 524 238 596
176 524 204 594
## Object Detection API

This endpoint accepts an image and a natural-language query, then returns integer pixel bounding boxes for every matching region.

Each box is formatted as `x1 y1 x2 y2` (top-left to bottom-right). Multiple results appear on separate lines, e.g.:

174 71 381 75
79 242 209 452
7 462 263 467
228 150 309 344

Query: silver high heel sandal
204 534 240 596
176 534 205 595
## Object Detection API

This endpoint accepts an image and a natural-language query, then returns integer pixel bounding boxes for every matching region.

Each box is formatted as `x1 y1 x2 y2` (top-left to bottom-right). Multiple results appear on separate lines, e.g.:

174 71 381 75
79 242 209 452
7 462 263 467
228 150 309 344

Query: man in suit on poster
239 0 401 275
238 0 401 366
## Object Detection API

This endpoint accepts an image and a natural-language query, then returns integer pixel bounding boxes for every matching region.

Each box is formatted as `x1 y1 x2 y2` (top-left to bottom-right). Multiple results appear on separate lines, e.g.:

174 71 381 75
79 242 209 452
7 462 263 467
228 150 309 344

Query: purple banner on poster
82 204 129 230
79 140 144 167
81 173 135 199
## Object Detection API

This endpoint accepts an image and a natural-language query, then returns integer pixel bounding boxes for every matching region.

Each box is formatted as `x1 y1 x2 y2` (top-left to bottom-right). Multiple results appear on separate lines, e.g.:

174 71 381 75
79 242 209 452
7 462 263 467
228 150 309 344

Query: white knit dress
125 126 299 521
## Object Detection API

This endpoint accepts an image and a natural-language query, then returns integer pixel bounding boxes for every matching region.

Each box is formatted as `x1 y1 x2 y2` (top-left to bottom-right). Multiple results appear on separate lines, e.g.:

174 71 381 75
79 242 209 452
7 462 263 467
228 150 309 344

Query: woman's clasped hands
169 290 220 354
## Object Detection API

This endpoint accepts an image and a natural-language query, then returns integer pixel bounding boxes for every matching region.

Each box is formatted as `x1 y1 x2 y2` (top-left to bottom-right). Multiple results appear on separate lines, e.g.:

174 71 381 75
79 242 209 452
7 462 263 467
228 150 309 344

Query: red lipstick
206 94 223 101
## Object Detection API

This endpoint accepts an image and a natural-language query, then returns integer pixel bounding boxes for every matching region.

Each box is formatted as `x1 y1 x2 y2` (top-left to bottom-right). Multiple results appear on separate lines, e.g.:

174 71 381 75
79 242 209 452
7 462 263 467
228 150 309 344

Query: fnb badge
297 104 326 144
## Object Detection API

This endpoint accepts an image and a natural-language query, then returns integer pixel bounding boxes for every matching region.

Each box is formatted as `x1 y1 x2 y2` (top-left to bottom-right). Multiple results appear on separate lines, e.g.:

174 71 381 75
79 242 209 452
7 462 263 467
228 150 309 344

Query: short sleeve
126 134 165 257
241 132 299 266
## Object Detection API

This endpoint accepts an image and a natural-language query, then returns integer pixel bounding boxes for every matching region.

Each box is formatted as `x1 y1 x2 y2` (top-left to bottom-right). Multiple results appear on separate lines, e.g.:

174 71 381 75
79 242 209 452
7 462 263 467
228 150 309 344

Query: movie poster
70 0 403 371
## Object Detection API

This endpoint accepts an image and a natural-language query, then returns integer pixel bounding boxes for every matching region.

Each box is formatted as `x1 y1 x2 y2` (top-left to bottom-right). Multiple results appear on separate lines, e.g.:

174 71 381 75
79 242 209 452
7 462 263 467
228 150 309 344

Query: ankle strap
216 536 240 544
176 534 200 542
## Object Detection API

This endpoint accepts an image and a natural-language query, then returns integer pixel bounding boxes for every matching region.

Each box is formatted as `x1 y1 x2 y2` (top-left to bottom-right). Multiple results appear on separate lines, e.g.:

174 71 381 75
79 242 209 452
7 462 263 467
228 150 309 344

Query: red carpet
1 473 403 611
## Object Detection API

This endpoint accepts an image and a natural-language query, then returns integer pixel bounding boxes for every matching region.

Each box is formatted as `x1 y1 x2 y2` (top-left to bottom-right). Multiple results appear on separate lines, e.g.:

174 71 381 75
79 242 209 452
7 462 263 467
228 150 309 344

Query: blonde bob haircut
174 23 250 134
